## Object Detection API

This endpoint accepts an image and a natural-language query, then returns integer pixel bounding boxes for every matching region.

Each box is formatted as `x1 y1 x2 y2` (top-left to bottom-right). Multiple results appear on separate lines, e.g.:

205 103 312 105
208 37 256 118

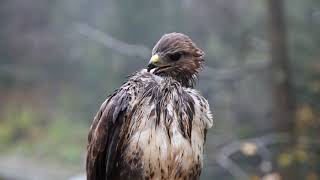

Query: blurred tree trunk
267 0 296 178
268 0 295 132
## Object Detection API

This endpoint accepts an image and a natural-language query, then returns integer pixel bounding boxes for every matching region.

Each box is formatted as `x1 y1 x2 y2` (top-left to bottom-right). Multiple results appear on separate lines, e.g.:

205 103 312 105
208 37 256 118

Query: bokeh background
0 0 319 179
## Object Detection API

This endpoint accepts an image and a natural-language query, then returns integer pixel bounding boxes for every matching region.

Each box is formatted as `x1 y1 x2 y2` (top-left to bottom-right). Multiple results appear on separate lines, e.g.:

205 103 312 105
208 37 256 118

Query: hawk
86 33 213 180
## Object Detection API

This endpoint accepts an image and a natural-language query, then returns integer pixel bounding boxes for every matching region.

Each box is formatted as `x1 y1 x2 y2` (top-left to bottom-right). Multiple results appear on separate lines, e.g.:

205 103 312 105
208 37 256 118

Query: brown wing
86 88 130 180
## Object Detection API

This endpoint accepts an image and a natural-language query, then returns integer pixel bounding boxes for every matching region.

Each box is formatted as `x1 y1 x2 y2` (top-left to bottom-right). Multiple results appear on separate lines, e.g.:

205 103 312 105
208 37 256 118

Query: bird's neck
155 71 196 88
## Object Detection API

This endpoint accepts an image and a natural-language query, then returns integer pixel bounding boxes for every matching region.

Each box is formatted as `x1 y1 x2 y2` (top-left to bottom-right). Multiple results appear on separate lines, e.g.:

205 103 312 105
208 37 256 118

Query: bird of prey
86 32 213 180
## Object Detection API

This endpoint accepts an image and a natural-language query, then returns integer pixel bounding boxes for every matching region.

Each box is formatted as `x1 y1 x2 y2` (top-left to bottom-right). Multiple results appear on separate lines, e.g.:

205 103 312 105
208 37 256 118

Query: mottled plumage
86 33 213 180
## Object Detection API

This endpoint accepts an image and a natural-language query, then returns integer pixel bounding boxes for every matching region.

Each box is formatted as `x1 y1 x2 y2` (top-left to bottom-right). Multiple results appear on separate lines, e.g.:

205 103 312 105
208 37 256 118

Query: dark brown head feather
151 33 204 88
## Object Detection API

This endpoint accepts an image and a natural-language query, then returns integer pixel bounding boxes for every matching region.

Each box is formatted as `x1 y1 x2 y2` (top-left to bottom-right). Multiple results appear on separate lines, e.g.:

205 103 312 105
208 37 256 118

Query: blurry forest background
0 0 319 179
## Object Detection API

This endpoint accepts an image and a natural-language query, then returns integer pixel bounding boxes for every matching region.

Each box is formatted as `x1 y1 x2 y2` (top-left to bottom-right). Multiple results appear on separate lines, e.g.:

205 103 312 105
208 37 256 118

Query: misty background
0 0 319 179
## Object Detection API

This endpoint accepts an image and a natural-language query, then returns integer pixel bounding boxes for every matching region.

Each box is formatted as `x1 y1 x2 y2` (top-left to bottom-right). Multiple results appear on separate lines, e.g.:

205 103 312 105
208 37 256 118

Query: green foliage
0 103 87 166
0 105 38 149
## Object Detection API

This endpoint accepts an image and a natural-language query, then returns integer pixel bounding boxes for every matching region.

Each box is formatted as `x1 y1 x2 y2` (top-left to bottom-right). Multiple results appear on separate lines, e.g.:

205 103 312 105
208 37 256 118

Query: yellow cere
150 54 160 63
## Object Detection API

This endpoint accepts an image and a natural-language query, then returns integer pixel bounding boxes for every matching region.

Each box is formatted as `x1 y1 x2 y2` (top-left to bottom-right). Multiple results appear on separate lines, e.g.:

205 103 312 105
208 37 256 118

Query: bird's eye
168 53 181 61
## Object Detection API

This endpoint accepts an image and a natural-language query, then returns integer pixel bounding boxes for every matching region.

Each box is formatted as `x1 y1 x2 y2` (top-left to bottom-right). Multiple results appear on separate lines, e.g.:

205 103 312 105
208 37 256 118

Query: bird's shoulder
128 69 213 128
108 69 213 129
183 88 213 129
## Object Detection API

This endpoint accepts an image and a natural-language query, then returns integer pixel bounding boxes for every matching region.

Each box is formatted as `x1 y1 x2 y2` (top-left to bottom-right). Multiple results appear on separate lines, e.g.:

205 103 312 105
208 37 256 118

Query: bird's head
147 32 204 88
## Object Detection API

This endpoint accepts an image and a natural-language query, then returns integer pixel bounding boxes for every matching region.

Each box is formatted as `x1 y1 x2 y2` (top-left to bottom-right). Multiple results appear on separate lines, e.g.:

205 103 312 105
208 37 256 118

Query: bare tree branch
75 23 150 59
214 133 289 179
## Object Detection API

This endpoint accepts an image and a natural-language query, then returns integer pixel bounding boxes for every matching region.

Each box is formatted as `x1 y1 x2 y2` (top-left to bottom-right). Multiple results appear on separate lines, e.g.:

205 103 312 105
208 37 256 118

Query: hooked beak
147 54 160 72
